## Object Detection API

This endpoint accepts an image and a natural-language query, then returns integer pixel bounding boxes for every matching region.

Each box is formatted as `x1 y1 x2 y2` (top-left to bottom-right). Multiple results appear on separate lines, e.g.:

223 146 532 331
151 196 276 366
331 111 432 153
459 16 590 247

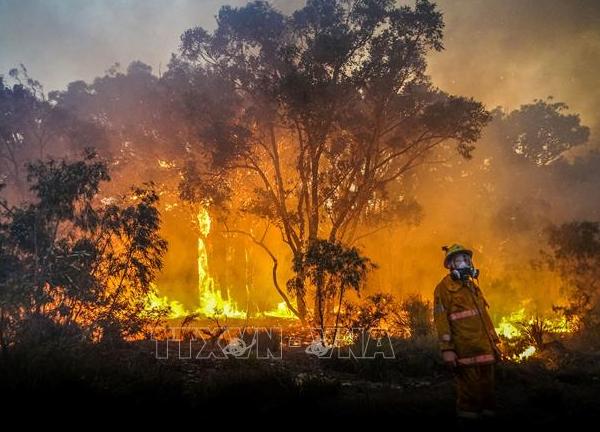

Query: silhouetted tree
177 0 490 320
502 98 589 166
0 151 168 349
0 67 108 197
545 221 600 348
288 239 375 331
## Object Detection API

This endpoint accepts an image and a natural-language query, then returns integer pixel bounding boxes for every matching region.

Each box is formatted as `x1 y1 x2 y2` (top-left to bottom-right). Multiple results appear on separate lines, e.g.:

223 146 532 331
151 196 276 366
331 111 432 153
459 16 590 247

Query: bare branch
222 222 301 320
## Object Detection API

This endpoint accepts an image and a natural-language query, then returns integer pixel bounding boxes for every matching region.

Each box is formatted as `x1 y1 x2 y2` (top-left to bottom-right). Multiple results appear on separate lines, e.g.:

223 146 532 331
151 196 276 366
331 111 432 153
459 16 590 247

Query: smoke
0 0 246 91
0 0 306 92
428 0 600 138
2 0 599 132
2 0 600 318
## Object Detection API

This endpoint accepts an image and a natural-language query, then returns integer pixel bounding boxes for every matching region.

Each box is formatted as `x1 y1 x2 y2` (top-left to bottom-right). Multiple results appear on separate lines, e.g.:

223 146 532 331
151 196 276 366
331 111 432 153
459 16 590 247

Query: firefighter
433 244 501 424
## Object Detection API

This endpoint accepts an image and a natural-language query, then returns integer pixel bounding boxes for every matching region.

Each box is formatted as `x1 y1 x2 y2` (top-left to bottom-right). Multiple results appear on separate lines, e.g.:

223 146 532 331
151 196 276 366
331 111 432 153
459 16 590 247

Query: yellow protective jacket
433 274 501 366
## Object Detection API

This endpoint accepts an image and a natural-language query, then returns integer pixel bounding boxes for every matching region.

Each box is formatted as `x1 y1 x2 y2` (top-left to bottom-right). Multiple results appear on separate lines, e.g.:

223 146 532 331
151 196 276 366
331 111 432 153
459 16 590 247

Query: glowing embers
157 159 176 169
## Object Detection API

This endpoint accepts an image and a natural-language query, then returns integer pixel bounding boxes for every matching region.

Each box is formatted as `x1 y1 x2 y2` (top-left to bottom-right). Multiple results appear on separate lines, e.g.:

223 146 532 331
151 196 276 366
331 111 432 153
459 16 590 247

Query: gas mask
449 253 480 281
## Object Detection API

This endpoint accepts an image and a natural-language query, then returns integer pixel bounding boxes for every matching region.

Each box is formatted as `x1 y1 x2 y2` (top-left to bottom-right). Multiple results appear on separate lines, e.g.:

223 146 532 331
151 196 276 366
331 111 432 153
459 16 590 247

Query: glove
442 350 457 367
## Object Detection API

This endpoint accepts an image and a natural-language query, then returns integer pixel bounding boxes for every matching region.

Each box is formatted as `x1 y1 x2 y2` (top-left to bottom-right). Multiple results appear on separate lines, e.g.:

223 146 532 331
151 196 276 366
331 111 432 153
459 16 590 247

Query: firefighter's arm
481 296 500 344
433 285 455 352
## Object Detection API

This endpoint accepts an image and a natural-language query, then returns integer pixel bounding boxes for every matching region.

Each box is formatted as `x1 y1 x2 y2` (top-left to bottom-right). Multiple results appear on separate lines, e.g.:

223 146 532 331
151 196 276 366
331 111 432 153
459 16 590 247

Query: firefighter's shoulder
435 274 461 294
434 274 448 297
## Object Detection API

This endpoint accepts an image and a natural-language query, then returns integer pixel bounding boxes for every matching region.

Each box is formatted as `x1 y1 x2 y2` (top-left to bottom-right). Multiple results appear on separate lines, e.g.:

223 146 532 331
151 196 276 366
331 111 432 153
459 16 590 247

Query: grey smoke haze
1 0 599 133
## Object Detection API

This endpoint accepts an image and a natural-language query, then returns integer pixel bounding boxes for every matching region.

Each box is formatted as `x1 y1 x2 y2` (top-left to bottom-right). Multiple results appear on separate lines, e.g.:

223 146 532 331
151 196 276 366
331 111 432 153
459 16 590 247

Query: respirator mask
449 253 480 281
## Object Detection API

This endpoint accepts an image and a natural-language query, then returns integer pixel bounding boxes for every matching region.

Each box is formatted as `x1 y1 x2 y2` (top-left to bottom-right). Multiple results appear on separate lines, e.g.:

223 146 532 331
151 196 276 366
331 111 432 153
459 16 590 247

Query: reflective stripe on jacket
433 274 500 362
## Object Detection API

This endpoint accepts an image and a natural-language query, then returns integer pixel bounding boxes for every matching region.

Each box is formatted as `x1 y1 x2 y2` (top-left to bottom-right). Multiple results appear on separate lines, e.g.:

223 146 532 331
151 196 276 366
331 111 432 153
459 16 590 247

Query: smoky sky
1 0 600 133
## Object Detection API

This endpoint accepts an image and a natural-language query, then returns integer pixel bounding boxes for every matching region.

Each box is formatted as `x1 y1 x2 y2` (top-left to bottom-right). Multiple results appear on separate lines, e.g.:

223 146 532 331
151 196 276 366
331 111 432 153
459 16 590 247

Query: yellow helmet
442 244 473 269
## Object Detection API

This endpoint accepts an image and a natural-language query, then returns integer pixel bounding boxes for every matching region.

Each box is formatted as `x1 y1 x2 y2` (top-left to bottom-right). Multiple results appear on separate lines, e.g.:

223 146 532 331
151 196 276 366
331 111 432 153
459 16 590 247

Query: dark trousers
455 363 496 418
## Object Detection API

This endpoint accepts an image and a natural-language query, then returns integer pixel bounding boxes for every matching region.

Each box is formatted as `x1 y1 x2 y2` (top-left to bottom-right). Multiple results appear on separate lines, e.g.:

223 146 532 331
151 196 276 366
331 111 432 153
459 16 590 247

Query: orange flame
145 207 297 320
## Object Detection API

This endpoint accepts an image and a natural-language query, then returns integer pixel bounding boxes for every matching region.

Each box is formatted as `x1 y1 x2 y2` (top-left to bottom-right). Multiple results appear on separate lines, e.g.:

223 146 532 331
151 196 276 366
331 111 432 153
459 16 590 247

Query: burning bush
0 151 168 348
337 292 433 341
495 309 571 362
392 294 434 339
339 293 395 333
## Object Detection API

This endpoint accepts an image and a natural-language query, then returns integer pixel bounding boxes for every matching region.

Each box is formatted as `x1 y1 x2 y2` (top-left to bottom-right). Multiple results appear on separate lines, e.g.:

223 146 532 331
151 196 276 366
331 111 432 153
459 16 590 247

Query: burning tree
0 151 168 349
176 0 490 322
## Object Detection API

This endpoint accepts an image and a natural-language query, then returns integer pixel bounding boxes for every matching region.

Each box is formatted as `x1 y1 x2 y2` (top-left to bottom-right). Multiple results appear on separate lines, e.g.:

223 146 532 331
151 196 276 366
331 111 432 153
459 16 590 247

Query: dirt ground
1 338 599 429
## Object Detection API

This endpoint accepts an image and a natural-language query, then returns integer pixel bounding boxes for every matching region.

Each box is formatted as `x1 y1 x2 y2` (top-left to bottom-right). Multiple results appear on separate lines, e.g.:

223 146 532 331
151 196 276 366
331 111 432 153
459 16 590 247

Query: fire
198 284 247 319
496 308 527 339
145 207 298 321
263 301 298 319
518 346 537 361
197 207 211 237
157 159 176 169
145 288 189 318
196 207 247 318
495 307 572 362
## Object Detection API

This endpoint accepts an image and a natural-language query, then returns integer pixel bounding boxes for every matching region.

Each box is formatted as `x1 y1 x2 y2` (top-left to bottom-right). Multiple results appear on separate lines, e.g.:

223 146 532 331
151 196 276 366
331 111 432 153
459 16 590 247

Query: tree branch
222 222 302 321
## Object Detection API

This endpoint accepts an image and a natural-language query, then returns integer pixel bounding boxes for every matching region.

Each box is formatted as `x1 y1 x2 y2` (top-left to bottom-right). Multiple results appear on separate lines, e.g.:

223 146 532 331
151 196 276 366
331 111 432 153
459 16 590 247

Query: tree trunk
296 293 307 323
